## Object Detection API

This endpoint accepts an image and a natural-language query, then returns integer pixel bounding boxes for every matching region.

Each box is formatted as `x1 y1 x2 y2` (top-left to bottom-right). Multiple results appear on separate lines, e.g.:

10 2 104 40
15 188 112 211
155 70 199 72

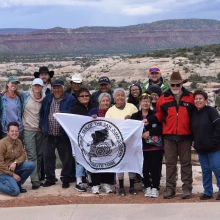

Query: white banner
54 113 144 175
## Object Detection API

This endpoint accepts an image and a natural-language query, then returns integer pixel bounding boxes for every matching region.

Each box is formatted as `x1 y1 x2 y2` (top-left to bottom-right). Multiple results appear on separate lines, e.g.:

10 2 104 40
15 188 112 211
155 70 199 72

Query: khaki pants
164 138 192 193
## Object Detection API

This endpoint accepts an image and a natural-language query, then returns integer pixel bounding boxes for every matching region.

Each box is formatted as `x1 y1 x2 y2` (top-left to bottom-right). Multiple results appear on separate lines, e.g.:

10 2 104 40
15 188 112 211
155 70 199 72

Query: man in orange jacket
146 71 194 199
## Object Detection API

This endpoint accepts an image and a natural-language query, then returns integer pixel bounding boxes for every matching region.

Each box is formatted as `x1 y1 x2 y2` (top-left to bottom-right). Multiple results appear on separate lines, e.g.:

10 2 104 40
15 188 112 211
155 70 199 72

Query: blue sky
1 0 220 29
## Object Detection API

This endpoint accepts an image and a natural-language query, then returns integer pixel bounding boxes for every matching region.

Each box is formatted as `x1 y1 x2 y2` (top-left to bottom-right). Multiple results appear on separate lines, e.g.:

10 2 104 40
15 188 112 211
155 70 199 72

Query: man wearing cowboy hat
146 71 194 199
142 65 169 93
34 66 54 95
65 73 83 98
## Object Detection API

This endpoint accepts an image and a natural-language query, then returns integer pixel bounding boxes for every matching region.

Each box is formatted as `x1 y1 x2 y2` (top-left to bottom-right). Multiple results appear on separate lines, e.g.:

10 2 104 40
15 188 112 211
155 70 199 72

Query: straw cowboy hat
34 66 54 78
170 71 188 84
66 73 83 83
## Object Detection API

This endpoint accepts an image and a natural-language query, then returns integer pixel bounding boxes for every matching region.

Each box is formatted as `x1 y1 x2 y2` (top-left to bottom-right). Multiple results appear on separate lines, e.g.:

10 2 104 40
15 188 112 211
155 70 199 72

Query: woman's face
7 82 18 92
78 91 90 106
99 96 111 111
151 93 159 103
32 84 43 93
114 91 125 107
130 86 141 98
140 98 151 110
194 94 207 110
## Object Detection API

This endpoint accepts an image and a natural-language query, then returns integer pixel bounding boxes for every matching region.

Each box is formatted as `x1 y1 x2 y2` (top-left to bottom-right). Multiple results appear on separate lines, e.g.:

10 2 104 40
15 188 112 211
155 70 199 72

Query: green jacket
142 77 169 93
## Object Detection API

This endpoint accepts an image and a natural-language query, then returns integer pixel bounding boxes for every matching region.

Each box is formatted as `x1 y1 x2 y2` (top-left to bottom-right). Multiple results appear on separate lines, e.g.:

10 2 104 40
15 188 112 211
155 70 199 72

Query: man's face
99 83 111 93
39 72 50 84
53 85 64 100
148 71 161 84
71 82 82 93
170 83 183 95
7 125 19 140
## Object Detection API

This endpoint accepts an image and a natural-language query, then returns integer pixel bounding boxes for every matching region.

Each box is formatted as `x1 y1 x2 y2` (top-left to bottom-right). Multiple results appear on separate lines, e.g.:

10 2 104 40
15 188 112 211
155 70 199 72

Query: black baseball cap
52 79 64 87
99 76 110 85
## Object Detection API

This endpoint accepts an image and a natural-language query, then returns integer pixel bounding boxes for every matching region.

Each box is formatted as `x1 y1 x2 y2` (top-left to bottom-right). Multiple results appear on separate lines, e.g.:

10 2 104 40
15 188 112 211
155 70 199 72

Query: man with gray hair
39 79 76 189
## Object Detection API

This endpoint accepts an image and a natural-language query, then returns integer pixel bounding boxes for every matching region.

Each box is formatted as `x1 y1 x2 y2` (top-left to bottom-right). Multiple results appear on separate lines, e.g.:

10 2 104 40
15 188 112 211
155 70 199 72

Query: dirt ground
0 165 219 208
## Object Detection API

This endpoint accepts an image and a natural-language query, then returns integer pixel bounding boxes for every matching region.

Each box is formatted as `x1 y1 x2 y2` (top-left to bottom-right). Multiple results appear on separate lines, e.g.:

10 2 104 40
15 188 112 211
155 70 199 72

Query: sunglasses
171 84 181 87
78 95 90 98
149 68 160 73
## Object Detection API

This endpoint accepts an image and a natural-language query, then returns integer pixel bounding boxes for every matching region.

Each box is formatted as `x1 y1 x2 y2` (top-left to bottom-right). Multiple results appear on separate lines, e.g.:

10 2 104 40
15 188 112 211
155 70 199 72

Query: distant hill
1 19 220 55
0 28 40 35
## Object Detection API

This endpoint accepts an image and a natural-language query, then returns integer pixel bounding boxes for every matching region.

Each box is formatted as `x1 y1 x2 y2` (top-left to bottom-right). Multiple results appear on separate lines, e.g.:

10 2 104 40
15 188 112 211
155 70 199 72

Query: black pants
91 172 114 186
143 150 163 189
43 135 73 183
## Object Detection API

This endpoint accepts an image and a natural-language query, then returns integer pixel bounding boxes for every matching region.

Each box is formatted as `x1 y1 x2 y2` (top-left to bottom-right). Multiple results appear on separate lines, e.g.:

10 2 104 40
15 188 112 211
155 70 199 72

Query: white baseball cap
32 78 43 86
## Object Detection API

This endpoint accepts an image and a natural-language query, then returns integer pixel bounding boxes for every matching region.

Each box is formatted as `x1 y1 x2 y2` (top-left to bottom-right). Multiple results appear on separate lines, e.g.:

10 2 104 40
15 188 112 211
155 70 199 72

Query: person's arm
209 107 220 146
39 98 46 130
14 140 27 165
0 144 14 176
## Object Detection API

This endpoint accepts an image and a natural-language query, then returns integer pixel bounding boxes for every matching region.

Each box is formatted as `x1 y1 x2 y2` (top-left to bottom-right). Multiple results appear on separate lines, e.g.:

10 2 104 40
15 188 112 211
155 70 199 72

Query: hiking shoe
43 181 56 187
144 187 152 197
139 184 145 192
17 183 27 193
151 188 159 198
102 183 112 193
181 191 191 199
62 180 70 189
92 185 100 194
75 183 87 192
32 181 40 190
118 188 126 196
200 194 213 200
129 187 137 195
164 191 175 199
216 194 220 200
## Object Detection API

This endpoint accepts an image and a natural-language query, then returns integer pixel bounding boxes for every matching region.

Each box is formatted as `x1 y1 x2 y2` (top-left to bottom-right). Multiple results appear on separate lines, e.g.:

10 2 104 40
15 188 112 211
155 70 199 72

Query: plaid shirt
48 98 60 136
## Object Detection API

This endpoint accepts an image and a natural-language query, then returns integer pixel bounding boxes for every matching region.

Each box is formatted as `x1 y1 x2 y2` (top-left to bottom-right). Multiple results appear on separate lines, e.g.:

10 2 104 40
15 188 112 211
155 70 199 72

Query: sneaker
163 191 175 199
129 187 137 195
118 188 126 196
144 187 152 197
92 185 100 194
62 180 70 189
151 188 159 198
102 184 112 193
75 183 87 192
200 194 213 200
43 181 56 187
32 181 40 190
216 194 220 200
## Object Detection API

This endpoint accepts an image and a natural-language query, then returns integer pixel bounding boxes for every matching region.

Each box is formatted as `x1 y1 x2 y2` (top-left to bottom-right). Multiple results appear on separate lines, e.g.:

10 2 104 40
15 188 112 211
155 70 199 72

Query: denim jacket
0 94 23 132
20 91 30 112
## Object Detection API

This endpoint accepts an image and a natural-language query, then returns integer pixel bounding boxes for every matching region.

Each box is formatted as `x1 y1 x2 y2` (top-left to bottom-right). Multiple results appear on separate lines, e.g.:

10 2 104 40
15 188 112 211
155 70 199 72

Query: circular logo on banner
78 119 126 170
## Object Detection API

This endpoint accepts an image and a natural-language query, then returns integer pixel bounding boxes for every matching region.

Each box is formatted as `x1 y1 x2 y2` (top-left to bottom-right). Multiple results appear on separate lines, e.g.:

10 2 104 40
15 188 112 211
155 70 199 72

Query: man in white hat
145 71 194 200
65 73 83 98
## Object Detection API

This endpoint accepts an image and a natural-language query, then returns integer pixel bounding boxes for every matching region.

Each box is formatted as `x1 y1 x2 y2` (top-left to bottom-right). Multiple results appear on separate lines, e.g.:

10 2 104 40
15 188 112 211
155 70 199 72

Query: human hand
91 115 97 119
142 131 150 139
12 173 21 182
142 119 149 126
9 162 16 172
124 115 131 120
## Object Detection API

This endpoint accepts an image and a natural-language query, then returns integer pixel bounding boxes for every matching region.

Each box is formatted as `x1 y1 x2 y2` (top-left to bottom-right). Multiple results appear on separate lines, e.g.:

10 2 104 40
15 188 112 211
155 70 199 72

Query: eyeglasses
150 72 159 75
78 95 90 98
131 89 140 92
149 68 160 73
141 100 151 104
171 84 181 87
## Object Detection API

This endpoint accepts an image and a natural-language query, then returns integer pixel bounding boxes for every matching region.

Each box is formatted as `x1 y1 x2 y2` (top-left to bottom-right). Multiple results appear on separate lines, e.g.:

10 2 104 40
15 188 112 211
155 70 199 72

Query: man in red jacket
146 71 194 199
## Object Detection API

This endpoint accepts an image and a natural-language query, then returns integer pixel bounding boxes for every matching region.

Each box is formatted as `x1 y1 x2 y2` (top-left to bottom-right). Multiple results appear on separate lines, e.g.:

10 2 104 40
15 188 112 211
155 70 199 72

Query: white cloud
122 5 162 16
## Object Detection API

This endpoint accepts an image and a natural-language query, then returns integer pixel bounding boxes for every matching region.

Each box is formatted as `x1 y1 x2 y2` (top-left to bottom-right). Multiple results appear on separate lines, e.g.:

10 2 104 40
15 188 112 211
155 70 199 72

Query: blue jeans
0 161 35 196
75 162 86 178
198 150 220 196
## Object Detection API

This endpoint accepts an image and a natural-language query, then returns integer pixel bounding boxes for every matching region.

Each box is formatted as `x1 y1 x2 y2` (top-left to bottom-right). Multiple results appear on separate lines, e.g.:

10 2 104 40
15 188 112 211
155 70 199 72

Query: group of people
0 65 220 201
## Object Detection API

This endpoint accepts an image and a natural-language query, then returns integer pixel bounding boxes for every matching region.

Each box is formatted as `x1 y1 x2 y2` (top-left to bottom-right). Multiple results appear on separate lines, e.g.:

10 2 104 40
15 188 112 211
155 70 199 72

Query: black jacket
191 106 220 154
131 109 162 150
72 100 96 116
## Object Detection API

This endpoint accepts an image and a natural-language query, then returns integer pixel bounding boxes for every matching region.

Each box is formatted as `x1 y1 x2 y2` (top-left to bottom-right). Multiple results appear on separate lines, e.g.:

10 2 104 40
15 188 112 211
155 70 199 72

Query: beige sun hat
170 71 188 84
66 73 83 83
